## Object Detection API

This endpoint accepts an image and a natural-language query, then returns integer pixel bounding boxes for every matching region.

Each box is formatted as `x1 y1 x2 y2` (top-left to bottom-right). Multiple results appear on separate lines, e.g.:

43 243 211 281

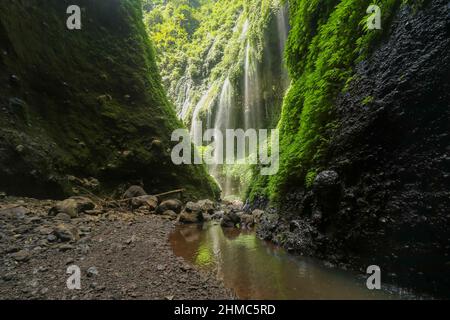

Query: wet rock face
311 170 341 224
263 1 450 296
0 1 220 201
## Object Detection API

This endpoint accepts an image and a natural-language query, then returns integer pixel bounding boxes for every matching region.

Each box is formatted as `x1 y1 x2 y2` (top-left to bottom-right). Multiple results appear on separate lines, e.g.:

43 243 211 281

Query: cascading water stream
185 5 290 198
212 77 233 196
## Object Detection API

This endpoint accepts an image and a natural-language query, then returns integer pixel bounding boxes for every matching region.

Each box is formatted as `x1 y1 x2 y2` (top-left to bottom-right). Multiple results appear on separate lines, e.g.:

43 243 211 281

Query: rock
0 206 30 218
87 266 98 277
225 199 244 211
123 185 147 199
313 170 340 189
50 197 95 218
11 249 31 262
211 211 224 220
185 201 201 213
151 139 163 149
131 195 158 211
6 245 21 253
9 74 20 86
179 211 202 224
156 199 182 214
84 209 103 216
221 211 241 228
311 170 341 222
197 199 215 214
156 264 165 271
162 210 178 220
252 209 264 223
2 272 17 281
58 244 74 251
53 224 79 242
240 214 255 228
69 196 96 212
55 212 71 222
125 234 137 245
202 212 211 222
179 202 203 223
47 234 57 242
0 192 6 199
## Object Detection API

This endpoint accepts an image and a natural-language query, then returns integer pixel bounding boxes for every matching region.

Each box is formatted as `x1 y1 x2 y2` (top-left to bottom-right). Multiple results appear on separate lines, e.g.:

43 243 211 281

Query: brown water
169 222 420 300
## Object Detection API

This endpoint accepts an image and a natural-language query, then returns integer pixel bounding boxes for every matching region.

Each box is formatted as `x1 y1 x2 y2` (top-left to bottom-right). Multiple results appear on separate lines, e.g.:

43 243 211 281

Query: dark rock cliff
258 0 450 297
0 0 219 199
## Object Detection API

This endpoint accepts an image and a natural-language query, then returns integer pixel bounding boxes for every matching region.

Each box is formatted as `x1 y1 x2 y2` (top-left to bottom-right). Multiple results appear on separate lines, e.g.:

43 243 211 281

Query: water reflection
169 223 419 300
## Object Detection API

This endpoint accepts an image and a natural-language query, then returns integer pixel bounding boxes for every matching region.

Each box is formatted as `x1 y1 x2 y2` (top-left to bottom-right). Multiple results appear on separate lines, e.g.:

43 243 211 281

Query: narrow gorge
0 0 449 301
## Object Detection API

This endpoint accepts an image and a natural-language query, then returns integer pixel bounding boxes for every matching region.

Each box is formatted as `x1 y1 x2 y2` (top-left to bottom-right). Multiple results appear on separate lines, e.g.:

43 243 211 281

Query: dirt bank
0 197 233 300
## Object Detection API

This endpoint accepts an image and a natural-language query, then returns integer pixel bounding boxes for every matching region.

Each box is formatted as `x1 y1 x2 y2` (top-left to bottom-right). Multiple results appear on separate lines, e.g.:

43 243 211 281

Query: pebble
11 249 31 262
87 266 98 277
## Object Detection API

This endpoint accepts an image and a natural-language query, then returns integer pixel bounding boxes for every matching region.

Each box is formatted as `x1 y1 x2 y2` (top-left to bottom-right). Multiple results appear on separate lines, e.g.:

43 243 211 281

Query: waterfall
244 41 262 131
276 2 290 87
240 19 249 40
212 78 233 196
276 2 288 58
182 3 290 198
214 78 232 134
191 87 215 145
175 76 193 120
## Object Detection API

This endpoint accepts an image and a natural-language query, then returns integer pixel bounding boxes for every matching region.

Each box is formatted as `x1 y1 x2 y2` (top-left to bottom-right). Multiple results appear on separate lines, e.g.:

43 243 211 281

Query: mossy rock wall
0 0 219 199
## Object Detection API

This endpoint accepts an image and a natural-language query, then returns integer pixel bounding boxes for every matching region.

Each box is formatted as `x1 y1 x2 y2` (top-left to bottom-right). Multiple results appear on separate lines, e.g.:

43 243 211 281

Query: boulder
220 211 241 228
252 209 264 223
123 185 147 199
11 249 31 262
156 199 183 214
178 202 203 223
179 211 201 223
240 214 255 228
55 212 71 222
185 201 201 213
162 210 178 220
69 196 96 212
131 195 158 211
197 199 215 214
53 224 79 242
50 197 95 218
211 211 224 220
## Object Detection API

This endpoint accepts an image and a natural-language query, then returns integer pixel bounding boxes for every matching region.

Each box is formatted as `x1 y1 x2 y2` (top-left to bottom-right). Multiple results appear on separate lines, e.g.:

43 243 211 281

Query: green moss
362 95 374 105
246 0 402 202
